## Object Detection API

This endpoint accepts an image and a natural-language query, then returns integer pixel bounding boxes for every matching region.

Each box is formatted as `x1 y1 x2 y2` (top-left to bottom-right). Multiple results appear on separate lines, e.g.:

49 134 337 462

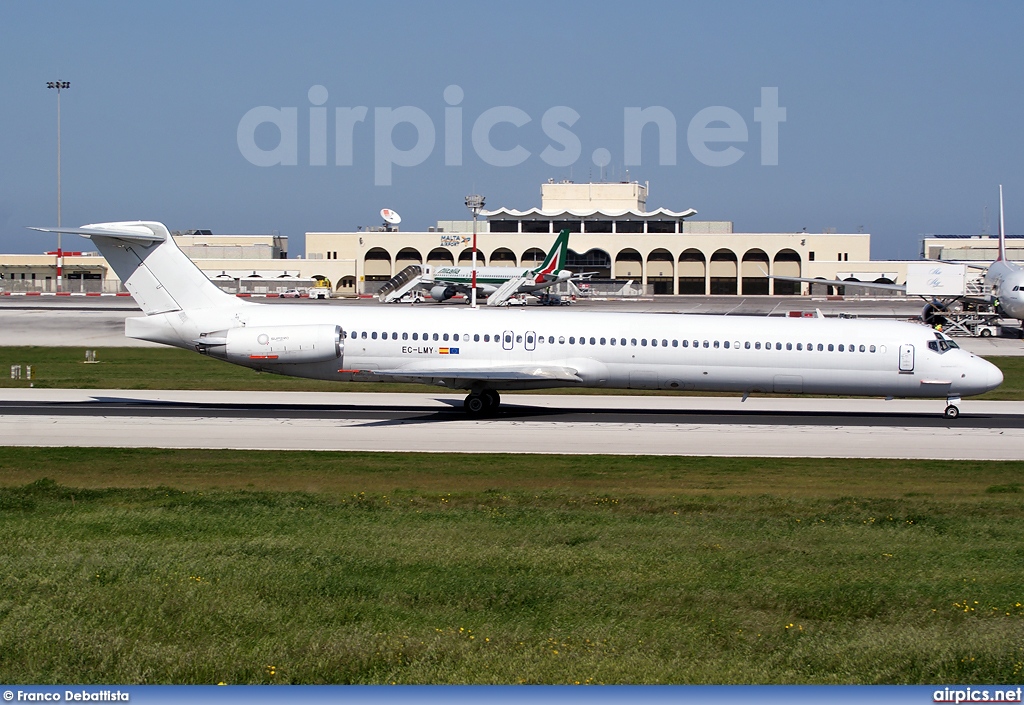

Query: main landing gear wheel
465 394 486 415
482 389 500 410
943 404 960 420
464 390 501 416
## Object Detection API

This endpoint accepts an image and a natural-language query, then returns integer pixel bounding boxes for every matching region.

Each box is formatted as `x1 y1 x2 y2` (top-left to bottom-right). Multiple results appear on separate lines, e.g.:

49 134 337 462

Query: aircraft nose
985 358 1004 391
972 356 1003 394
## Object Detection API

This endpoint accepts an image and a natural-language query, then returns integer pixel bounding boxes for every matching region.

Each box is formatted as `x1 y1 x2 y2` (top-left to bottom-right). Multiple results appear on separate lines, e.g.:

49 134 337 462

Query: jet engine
921 300 948 328
429 285 457 301
197 324 342 364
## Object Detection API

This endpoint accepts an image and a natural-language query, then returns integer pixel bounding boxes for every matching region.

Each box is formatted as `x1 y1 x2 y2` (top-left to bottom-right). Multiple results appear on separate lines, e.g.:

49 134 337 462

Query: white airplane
32 221 1004 419
769 186 1024 325
985 185 1024 321
378 229 573 305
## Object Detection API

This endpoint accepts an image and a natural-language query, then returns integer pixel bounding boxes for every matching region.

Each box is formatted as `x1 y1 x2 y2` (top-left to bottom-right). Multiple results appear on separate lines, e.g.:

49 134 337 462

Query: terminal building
306 181 887 296
2 181 1018 296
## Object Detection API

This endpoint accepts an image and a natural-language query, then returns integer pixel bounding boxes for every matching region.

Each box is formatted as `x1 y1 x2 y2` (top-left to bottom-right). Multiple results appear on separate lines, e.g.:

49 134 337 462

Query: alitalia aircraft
378 228 573 305
34 221 1003 418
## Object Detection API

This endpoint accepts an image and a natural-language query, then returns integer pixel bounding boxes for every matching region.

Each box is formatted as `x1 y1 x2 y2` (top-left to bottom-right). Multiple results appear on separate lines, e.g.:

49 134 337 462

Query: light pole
47 81 70 292
465 194 484 308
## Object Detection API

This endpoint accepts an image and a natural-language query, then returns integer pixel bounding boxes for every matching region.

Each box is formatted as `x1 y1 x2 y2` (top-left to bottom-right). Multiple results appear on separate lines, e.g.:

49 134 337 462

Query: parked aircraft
377 229 572 305
768 186 1024 325
32 221 1003 418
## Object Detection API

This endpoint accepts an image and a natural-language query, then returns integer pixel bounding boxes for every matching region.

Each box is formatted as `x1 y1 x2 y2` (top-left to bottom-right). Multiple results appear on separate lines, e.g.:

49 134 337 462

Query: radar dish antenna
381 208 401 231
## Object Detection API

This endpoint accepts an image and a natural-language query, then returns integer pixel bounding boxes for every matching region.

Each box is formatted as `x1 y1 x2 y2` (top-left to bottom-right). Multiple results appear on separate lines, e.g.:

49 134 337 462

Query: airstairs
486 276 530 306
377 265 426 303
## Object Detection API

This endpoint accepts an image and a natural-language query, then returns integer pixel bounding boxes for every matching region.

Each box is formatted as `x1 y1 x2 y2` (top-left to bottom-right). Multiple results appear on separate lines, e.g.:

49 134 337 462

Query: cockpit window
932 331 958 350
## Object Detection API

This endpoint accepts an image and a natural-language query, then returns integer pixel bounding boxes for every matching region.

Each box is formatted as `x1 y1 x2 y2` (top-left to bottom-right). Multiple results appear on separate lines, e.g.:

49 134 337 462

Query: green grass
1 450 1023 684
1 347 1022 399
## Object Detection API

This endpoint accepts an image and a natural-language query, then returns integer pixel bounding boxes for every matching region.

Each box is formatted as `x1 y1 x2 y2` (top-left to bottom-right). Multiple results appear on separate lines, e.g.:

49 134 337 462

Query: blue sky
2 0 1022 259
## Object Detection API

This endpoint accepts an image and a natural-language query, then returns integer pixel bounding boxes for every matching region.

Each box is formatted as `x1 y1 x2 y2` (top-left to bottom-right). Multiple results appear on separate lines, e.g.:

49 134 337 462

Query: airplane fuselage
984 259 1024 320
430 265 572 296
128 303 1002 401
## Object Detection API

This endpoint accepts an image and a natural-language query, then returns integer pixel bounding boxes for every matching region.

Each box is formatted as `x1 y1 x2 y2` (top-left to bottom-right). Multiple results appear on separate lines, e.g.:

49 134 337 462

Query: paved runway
2 390 1022 460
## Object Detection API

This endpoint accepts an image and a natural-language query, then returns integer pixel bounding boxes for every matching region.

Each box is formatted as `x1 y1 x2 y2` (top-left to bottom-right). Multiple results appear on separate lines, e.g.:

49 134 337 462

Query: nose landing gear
944 396 961 420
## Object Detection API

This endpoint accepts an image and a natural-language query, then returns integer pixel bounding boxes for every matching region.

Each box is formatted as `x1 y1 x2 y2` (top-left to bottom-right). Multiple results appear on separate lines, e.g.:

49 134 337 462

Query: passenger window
620 338 626 346
361 332 367 339
703 340 709 348
431 333 437 341
870 345 876 353
526 334 534 344
796 343 802 351
631 338 637 346
641 339 648 346
600 337 606 345
775 343 782 350
589 337 596 345
827 344 834 351
610 338 616 345
473 334 479 342
569 337 576 344
849 344 855 352
859 344 865 352
549 336 554 343
371 332 378 340
755 342 761 350
744 342 750 349
817 343 823 351
682 340 689 348
672 340 679 347
652 339 658 347
559 336 565 344
713 340 720 348
693 340 699 348
838 344 844 352
662 339 668 347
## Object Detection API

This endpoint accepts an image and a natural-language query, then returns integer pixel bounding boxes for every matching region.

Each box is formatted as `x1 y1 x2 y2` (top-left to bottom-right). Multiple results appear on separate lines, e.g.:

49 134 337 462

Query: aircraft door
898 344 915 372
502 330 514 351
525 331 536 351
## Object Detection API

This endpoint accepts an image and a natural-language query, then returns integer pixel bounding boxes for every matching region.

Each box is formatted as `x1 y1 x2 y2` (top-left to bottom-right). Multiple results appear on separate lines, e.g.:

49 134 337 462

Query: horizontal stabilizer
29 224 166 243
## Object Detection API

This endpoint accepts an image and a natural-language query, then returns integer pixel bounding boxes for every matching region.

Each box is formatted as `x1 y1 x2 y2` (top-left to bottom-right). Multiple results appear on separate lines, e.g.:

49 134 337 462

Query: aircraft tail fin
531 228 570 278
997 185 1007 262
30 221 237 315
